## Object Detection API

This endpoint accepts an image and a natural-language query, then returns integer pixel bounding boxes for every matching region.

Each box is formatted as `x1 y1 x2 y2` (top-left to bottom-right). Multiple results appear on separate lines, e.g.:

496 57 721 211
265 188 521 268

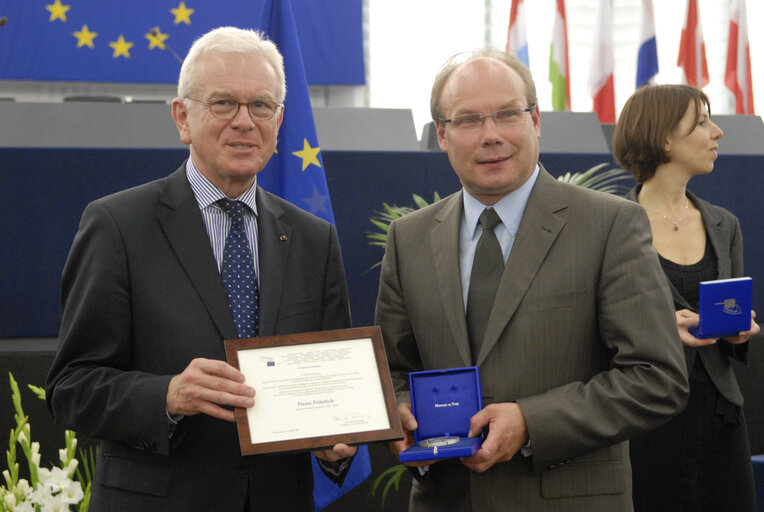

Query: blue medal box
399 366 484 463
689 277 752 339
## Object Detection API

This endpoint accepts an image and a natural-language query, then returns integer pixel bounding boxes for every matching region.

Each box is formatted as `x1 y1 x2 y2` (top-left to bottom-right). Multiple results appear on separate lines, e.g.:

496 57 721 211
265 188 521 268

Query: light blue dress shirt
459 164 540 310
185 159 260 280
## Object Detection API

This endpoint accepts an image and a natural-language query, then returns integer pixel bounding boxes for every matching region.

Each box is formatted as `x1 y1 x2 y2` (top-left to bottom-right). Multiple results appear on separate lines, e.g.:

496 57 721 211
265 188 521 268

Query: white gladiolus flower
15 502 35 512
65 459 79 477
17 478 31 496
37 466 50 482
4 492 16 507
37 491 68 512
31 442 41 467
2 375 89 511
39 467 72 493
59 480 84 505
29 483 54 505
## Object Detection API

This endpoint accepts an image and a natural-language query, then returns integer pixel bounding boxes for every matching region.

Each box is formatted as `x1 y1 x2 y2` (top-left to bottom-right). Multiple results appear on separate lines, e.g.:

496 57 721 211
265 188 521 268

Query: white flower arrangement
1 373 94 512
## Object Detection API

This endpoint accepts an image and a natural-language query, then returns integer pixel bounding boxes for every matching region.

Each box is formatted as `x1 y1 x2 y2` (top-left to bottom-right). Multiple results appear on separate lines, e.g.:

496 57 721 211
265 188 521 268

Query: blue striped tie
217 199 259 338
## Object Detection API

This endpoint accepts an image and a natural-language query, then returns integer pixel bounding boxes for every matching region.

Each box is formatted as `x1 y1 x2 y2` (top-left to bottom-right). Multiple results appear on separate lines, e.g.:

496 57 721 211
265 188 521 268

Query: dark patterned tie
466 208 504 360
217 199 259 338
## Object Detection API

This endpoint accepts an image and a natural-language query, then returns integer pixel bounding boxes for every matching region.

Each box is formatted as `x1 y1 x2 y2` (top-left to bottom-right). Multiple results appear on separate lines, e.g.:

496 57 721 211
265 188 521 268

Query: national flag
255 1 372 509
548 0 571 111
725 0 755 114
636 0 658 88
506 0 529 67
0 0 363 85
677 0 709 88
587 0 615 123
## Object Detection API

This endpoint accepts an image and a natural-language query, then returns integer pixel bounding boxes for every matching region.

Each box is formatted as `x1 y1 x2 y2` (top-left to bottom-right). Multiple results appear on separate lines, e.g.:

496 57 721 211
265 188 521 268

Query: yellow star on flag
292 139 322 171
73 25 97 49
45 0 71 22
171 1 194 25
109 35 134 59
145 27 169 50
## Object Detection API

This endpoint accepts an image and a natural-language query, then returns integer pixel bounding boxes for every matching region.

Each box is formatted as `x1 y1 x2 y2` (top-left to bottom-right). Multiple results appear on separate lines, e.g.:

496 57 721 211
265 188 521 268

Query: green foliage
370 463 409 510
555 162 633 195
1 373 96 512
367 193 441 269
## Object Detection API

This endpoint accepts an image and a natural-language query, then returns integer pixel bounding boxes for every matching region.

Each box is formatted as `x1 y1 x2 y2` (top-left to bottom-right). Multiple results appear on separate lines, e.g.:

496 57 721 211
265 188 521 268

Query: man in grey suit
375 49 689 511
46 27 355 511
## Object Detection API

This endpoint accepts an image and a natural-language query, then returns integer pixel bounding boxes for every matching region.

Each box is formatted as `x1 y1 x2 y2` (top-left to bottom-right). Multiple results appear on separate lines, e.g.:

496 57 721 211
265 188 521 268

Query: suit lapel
158 166 238 340
254 187 291 336
690 192 731 279
476 169 567 365
431 192 473 366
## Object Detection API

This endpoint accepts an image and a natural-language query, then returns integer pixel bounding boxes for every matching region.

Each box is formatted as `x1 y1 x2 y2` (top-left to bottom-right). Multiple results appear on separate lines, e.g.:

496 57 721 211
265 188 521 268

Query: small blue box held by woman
689 277 752 338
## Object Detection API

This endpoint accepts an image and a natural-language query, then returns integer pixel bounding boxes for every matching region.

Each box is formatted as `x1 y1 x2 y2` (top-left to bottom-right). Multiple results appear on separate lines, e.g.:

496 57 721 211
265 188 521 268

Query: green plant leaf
371 463 409 510
555 162 632 195
27 384 46 401
367 193 440 257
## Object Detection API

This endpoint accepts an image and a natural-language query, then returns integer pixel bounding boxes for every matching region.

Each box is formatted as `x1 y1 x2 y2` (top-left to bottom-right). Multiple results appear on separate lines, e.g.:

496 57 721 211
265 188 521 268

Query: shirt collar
463 163 540 238
185 158 258 216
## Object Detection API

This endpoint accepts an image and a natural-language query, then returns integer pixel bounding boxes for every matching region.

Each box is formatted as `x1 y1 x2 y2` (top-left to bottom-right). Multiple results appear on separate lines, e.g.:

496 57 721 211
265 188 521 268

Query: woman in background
613 84 759 512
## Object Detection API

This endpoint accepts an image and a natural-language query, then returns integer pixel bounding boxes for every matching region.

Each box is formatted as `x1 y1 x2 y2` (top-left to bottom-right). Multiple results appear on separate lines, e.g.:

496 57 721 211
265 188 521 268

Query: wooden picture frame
225 326 403 455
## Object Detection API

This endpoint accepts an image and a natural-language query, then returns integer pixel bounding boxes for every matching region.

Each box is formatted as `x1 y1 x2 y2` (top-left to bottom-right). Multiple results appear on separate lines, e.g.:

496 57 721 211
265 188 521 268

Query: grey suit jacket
46 165 350 511
376 168 689 512
626 186 748 406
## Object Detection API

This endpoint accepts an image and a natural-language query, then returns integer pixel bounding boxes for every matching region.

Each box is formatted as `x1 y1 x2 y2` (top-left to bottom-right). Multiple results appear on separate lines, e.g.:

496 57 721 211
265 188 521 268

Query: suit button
236 463 247 473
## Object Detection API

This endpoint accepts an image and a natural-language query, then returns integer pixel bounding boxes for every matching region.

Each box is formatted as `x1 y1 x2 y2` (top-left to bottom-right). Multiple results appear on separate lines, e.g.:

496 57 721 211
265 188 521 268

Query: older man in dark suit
375 49 689 511
46 27 354 511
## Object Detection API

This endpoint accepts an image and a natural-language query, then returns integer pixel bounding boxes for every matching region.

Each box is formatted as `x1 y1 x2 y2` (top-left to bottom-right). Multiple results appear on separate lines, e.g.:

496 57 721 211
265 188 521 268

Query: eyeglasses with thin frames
439 105 536 132
185 96 283 121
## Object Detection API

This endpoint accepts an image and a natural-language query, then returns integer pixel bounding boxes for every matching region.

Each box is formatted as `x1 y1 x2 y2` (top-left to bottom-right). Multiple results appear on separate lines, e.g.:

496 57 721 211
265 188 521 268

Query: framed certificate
225 326 403 455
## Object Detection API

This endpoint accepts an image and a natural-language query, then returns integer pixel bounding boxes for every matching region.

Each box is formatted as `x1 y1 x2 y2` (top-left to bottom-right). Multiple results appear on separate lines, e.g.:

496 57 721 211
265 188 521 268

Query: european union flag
0 0 363 85
256 0 333 224
257 1 371 509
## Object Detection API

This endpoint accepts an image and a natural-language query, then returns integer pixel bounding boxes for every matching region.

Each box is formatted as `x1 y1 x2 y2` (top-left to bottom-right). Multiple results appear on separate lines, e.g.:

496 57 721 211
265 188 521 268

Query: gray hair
177 26 286 103
430 48 537 123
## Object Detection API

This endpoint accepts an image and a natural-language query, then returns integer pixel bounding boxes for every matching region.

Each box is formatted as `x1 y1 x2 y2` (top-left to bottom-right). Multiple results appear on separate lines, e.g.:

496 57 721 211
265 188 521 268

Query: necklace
643 198 689 231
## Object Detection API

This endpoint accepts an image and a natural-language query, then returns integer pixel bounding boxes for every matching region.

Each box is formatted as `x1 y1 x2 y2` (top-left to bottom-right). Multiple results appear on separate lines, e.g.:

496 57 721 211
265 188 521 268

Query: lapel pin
279 235 288 241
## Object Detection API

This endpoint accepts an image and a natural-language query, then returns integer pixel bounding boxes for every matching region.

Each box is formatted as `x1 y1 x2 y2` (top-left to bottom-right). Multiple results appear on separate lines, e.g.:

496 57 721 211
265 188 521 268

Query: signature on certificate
334 412 371 427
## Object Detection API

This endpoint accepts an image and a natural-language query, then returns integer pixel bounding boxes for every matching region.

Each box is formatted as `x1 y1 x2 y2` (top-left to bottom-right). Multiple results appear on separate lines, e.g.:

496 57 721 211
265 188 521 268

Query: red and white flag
725 0 755 114
588 0 615 123
677 0 709 88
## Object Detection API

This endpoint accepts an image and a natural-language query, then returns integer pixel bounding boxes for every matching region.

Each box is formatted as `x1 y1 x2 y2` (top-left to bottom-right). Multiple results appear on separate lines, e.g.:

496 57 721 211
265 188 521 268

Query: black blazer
627 186 748 406
46 165 351 511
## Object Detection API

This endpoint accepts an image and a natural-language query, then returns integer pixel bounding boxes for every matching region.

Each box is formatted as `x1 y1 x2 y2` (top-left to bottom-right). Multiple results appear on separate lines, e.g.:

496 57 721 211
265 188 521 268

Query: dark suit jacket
376 168 689 512
46 165 351 511
626 186 748 405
